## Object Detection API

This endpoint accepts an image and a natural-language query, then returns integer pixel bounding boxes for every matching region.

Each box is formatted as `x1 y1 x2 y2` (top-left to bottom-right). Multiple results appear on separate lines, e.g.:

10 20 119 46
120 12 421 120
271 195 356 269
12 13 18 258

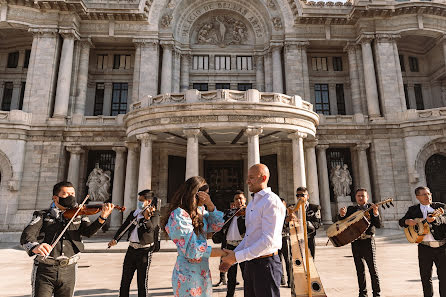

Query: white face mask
137 201 145 210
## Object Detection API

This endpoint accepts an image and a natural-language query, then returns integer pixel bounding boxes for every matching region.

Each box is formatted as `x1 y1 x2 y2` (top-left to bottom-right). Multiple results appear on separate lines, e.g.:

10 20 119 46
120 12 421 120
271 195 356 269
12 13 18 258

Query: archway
425 154 446 203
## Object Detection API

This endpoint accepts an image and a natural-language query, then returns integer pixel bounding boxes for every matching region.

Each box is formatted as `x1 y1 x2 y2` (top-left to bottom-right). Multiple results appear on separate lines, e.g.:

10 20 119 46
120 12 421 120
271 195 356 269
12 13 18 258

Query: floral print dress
165 207 224 297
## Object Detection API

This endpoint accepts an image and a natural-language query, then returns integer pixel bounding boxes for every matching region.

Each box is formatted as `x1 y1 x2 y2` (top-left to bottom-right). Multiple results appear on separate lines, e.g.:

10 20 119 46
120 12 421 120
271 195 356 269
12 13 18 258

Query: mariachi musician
20 181 114 297
338 188 382 297
399 186 446 297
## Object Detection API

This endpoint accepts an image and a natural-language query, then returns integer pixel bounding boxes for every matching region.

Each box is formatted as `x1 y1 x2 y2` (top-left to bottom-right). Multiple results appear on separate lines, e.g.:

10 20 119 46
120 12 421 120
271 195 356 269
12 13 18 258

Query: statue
330 164 342 198
339 164 352 197
86 164 111 202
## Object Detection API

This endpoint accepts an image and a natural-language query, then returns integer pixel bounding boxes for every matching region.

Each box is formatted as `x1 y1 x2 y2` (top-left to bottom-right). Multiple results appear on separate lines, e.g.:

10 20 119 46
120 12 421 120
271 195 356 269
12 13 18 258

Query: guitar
404 208 445 243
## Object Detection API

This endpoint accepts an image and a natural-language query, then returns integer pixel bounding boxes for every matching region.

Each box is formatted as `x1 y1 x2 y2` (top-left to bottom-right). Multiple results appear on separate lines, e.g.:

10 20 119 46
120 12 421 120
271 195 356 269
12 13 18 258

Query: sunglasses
296 193 305 197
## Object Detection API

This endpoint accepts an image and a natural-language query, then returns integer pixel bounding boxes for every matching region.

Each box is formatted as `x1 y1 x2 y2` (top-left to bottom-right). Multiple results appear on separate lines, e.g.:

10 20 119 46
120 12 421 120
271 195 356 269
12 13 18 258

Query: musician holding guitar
338 188 382 297
398 186 446 297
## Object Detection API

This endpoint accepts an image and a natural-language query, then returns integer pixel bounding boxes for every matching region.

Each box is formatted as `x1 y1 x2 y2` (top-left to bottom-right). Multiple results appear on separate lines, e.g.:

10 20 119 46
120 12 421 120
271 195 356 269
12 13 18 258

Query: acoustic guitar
326 198 394 247
404 207 444 243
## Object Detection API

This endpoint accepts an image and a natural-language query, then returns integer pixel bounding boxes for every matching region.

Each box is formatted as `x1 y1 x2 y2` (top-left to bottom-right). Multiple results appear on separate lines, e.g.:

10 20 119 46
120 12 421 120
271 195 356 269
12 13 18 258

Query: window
333 57 343 71
193 83 208 91
94 83 105 116
403 84 410 109
24 50 31 68
335 84 346 115
314 84 330 115
215 56 231 70
193 56 209 70
399 55 405 72
312 57 328 71
111 83 128 115
237 83 252 91
414 84 424 110
215 83 230 89
97 54 108 70
113 54 131 70
409 56 419 72
1 82 13 111
7 52 19 68
18 82 25 110
236 56 253 70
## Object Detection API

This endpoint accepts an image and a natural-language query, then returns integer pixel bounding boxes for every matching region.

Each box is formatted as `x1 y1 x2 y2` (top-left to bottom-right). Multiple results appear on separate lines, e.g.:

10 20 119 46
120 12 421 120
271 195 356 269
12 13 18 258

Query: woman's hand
197 191 215 212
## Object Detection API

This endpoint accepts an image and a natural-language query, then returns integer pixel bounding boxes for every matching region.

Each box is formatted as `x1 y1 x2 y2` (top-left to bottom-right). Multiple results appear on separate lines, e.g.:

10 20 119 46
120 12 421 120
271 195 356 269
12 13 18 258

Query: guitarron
404 207 444 243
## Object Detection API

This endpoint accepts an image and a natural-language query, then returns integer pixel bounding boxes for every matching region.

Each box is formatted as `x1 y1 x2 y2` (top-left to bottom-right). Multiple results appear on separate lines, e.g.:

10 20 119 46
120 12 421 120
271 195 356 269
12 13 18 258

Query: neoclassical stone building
0 0 445 234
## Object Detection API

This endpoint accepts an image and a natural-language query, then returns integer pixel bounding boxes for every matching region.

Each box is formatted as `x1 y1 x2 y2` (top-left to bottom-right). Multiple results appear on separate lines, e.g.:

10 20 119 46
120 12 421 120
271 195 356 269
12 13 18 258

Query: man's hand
108 239 117 248
100 203 114 218
371 204 379 216
426 216 435 223
405 219 417 226
220 249 237 272
32 243 52 256
339 207 347 217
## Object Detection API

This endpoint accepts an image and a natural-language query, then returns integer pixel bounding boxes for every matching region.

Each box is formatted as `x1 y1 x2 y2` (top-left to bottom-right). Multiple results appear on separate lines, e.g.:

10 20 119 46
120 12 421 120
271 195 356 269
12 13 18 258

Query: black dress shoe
236 282 240 285
213 280 223 287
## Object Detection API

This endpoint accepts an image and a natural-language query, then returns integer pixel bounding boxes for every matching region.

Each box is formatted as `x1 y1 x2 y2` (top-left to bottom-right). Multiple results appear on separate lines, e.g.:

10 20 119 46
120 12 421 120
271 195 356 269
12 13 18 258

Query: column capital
270 41 283 50
66 146 84 154
137 133 157 146
356 33 375 45
125 141 140 152
183 128 201 138
284 40 309 50
316 144 329 151
160 40 175 49
79 38 94 49
304 139 318 149
245 127 263 137
112 146 127 154
287 131 307 140
28 27 58 37
58 29 80 40
375 33 400 43
343 42 359 53
133 38 159 48
354 142 370 151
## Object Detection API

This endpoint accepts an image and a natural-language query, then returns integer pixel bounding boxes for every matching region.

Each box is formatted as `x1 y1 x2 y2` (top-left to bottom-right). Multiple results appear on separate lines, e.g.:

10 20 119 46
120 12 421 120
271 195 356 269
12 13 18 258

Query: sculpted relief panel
196 15 248 47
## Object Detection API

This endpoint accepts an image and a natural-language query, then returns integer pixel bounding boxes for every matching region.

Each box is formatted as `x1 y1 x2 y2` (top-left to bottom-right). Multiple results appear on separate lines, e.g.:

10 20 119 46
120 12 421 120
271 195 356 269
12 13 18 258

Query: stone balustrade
0 110 31 125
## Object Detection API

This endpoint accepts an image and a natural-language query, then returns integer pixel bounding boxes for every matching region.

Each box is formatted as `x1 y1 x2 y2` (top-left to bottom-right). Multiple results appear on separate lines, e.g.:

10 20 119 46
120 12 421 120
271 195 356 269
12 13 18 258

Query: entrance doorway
204 160 244 211
425 154 446 203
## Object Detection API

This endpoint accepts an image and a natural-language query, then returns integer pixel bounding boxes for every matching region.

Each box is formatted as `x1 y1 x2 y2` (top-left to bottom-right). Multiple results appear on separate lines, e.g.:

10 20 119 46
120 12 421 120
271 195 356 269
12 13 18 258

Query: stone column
184 128 200 180
245 127 263 169
407 83 416 109
74 39 92 115
284 42 299 96
67 146 84 193
160 42 173 94
255 54 265 92
271 43 283 93
345 43 362 115
133 39 159 104
288 132 307 200
316 145 332 224
355 143 371 193
305 139 320 205
359 36 380 116
301 43 311 100
110 147 126 228
172 49 181 93
180 53 191 92
137 133 156 192
264 52 273 92
102 82 113 116
123 142 139 218
53 30 78 118
10 82 22 110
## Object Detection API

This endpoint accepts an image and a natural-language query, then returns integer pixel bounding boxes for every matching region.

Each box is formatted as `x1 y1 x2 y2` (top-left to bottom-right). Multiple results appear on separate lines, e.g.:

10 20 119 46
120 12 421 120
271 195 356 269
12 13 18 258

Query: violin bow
45 195 90 259
220 207 245 229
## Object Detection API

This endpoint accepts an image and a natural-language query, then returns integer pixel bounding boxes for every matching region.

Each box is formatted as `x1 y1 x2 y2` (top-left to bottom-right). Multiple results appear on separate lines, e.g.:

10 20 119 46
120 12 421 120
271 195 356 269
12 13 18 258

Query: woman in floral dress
162 176 226 297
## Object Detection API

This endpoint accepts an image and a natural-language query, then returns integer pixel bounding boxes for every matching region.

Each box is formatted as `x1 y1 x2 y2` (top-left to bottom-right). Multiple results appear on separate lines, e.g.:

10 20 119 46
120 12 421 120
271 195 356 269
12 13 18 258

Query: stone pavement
0 230 441 297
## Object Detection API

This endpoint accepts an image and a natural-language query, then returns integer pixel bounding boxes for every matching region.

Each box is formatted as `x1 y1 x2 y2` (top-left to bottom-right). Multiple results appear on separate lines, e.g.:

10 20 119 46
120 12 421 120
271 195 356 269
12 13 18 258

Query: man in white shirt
220 164 286 297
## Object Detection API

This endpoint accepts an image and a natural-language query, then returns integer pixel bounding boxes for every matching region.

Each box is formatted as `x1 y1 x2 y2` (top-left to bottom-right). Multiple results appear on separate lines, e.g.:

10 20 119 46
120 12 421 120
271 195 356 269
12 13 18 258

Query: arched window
425 154 446 203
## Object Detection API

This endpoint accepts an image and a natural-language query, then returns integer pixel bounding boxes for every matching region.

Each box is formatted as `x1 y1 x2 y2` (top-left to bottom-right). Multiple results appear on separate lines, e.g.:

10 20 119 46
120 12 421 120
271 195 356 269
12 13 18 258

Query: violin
63 203 126 219
233 206 246 217
144 205 156 217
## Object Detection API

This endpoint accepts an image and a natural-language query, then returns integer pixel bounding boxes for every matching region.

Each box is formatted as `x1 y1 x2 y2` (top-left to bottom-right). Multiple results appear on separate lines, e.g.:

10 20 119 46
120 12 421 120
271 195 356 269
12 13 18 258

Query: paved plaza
0 231 441 297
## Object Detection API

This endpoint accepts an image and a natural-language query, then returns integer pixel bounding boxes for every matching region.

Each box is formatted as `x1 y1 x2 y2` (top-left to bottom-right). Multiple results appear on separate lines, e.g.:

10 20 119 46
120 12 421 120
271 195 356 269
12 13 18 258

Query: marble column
316 144 332 224
132 39 159 104
10 82 22 110
345 43 362 115
245 127 263 169
407 83 416 109
355 143 371 193
184 128 200 180
264 52 273 92
271 43 283 93
301 43 311 100
284 42 300 96
123 142 139 218
288 132 307 201
53 30 78 118
137 133 156 192
160 42 173 94
255 54 265 92
359 36 380 116
110 147 126 228
172 49 181 93
67 146 84 193
103 82 113 116
180 53 191 92
74 39 92 115
305 139 320 205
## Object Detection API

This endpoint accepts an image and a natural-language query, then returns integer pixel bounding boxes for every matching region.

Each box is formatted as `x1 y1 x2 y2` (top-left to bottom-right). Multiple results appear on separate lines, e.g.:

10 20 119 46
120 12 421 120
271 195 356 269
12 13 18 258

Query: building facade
0 0 445 233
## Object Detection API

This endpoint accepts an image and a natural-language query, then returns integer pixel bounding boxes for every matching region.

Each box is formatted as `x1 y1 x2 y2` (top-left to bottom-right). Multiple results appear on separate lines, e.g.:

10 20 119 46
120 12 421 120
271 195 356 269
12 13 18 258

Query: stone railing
70 114 124 126
131 89 313 112
0 110 31 125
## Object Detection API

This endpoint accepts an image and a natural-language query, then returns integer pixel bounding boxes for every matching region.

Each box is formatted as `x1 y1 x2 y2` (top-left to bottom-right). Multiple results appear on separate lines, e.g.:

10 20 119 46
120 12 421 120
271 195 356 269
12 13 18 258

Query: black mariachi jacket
113 209 160 247
398 202 446 241
337 204 383 236
306 203 322 238
20 207 105 258
218 208 246 249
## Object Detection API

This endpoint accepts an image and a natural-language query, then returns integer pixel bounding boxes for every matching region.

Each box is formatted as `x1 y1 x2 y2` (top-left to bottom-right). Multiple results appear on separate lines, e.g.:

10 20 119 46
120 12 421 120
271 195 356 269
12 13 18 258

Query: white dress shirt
227 216 243 241
129 209 144 243
420 204 436 242
234 187 286 263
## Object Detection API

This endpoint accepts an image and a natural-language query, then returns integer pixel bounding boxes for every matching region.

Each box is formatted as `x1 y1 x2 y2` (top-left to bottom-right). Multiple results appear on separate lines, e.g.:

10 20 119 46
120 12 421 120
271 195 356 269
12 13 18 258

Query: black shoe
213 280 223 287
281 276 286 286
236 282 240 285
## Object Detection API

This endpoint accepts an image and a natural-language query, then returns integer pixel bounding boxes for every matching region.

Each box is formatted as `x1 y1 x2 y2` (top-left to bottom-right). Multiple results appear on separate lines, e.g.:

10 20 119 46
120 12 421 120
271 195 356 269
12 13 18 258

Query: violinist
20 181 114 297
108 189 160 297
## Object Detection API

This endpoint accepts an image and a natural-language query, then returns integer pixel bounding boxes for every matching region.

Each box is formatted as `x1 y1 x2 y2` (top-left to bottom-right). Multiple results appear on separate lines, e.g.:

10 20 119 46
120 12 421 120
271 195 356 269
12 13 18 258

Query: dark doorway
260 154 279 196
204 160 244 211
167 155 186 203
425 154 446 203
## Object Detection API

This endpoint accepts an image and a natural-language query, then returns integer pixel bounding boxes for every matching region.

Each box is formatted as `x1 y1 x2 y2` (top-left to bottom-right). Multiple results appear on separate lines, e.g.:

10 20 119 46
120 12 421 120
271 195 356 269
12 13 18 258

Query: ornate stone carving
161 13 173 29
196 15 248 47
267 0 276 9
86 163 111 202
272 17 283 31
330 164 352 198
167 0 176 8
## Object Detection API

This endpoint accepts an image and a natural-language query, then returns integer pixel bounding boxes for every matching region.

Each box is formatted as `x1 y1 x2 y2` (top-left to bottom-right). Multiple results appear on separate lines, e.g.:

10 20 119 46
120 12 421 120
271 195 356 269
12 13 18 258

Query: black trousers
308 235 316 259
119 246 153 297
31 262 76 297
351 238 381 297
226 244 245 297
418 243 446 297
244 254 282 297
278 236 291 285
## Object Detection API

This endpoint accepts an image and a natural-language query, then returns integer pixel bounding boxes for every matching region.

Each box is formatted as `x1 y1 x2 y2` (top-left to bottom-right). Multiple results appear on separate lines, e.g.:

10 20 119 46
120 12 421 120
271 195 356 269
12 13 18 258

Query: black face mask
58 195 77 209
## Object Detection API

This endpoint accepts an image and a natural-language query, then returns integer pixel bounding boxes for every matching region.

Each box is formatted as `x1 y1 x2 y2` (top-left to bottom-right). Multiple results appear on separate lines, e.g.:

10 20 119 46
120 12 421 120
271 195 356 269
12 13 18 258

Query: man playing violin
108 189 160 297
399 186 446 297
20 181 114 297
338 188 381 297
